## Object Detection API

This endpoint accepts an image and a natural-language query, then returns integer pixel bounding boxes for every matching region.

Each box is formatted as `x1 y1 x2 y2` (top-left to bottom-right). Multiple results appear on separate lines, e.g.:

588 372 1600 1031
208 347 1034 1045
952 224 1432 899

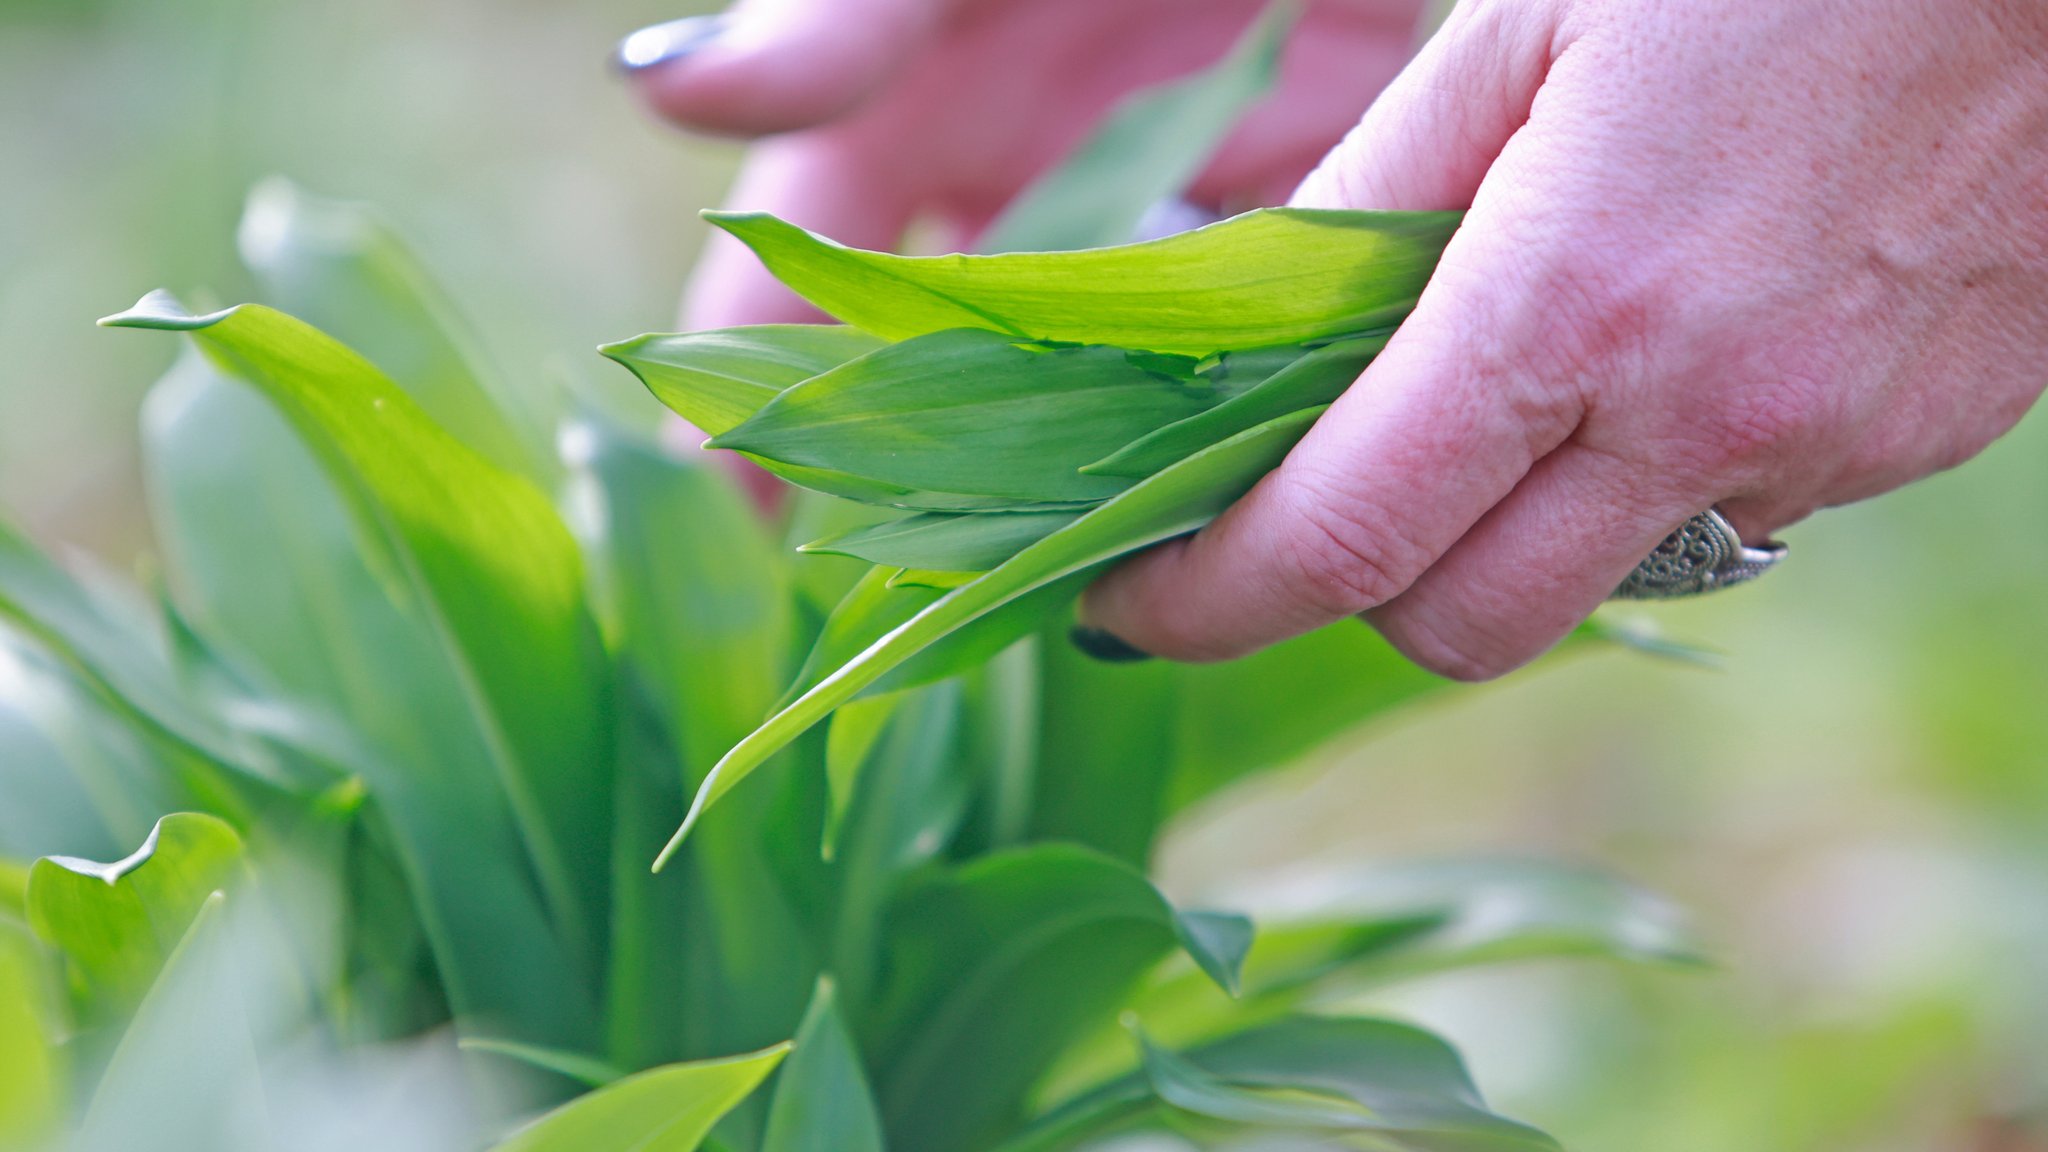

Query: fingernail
1069 626 1153 664
613 14 728 74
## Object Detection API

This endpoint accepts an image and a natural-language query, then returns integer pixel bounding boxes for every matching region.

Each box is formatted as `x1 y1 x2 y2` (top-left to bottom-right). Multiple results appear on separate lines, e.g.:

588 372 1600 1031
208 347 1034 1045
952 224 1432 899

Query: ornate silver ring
1611 508 1785 601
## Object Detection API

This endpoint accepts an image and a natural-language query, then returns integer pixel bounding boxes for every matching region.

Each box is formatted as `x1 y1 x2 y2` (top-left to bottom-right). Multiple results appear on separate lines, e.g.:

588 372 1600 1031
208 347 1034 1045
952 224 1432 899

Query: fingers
1290 0 1560 211
1079 2 1569 663
1077 269 1584 663
1362 444 1707 680
682 135 919 329
621 0 946 137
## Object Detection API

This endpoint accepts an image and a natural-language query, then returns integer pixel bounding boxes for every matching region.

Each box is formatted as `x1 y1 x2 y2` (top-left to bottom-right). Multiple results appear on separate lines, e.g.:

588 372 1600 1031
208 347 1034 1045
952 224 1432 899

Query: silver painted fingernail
613 14 729 74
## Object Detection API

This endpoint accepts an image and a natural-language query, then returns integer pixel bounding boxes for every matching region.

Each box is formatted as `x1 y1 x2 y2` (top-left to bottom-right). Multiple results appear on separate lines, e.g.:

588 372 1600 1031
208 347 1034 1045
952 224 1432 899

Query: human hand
618 0 1433 329
1080 0 2048 678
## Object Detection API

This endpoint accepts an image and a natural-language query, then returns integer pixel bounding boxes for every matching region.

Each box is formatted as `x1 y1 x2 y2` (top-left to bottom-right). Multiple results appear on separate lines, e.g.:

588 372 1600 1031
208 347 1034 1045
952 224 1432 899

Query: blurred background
3 0 2045 1149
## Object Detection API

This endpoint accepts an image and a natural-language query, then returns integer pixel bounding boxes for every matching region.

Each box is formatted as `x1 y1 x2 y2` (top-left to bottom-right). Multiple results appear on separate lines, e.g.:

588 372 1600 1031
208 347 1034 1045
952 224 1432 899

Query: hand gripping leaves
604 206 1463 866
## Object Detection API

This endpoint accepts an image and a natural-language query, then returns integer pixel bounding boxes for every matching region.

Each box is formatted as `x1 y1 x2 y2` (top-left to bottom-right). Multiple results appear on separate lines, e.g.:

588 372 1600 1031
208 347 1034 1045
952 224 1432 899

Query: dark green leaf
804 510 1081 572
979 2 1296 254
714 329 1240 503
868 844 1247 1152
1009 1016 1559 1152
761 978 885 1152
1085 333 1388 478
706 207 1459 355
459 1038 627 1088
662 408 1319 861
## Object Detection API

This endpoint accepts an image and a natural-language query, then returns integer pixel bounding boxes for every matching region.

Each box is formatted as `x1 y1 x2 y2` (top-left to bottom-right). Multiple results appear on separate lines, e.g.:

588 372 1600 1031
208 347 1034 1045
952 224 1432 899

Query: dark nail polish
1069 626 1153 664
613 14 728 74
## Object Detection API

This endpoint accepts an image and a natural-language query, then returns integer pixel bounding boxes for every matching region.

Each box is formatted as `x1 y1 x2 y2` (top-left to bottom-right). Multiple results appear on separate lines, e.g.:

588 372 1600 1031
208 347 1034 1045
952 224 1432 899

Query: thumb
618 0 947 137
1290 0 1558 211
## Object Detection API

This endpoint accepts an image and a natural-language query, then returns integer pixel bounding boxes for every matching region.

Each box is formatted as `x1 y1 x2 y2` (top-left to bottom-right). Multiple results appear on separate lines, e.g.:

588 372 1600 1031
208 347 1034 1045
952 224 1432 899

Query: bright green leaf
706 207 1459 356
490 1043 790 1152
106 293 612 1005
0 919 59 1150
26 813 243 1025
601 325 886 438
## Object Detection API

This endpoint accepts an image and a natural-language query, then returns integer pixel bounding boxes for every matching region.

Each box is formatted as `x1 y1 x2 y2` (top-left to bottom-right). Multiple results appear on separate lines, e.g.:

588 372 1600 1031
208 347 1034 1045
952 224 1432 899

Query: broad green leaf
490 1043 790 1152
958 638 1041 851
139 332 600 1048
804 510 1081 572
0 919 58 1150
26 813 243 1026
1008 1016 1557 1152
979 2 1295 254
761 979 884 1152
106 293 612 1005
714 329 1242 503
660 408 1319 862
460 1038 627 1088
0 862 24 919
601 325 887 438
867 844 1247 1152
237 178 546 475
706 207 1460 355
1085 334 1388 478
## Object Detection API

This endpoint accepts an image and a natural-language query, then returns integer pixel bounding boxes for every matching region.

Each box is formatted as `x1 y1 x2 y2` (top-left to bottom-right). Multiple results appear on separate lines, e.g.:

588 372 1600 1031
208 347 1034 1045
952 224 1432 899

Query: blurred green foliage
1 1 2045 1150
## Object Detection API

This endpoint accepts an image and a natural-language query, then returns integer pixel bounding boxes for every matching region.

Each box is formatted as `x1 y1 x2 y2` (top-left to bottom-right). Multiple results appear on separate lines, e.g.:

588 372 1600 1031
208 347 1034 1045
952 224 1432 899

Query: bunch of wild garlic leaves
606 206 1462 857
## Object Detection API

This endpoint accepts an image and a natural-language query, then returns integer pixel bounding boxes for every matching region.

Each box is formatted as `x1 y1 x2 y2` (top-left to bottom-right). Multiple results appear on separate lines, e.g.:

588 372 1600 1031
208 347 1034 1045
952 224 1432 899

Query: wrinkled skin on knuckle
1266 464 1422 620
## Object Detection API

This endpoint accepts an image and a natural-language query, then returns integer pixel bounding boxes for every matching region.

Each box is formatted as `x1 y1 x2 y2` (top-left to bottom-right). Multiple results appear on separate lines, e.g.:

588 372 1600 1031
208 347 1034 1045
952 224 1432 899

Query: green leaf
714 329 1246 503
601 325 887 438
979 1 1295 253
1084 333 1388 478
563 417 818 1066
25 813 244 1026
237 178 547 476
0 919 59 1150
74 892 270 1152
1173 912 1254 999
1042 858 1703 1102
0 627 179 862
821 696 901 861
139 329 599 1050
660 407 1319 863
490 1043 790 1152
107 293 613 1010
1010 1016 1558 1152
868 843 1246 1152
761 978 885 1152
0 521 278 803
805 510 1081 572
460 1038 627 1088
706 207 1459 356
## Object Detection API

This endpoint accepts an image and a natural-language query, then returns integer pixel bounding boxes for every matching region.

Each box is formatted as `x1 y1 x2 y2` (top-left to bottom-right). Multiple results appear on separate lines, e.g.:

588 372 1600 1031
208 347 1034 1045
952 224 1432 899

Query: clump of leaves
0 11 1700 1152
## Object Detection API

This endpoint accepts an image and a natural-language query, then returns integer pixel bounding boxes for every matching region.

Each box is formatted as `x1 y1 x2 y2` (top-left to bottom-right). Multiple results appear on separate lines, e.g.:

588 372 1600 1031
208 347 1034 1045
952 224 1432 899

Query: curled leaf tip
98 290 238 332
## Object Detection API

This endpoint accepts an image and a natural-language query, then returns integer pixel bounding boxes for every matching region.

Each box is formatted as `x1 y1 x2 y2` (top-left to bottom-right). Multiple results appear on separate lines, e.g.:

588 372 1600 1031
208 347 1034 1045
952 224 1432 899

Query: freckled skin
633 0 2048 679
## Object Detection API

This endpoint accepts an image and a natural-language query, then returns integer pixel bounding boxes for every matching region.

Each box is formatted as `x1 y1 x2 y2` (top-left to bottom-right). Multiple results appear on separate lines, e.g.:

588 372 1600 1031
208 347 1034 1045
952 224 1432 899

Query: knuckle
1270 469 1425 618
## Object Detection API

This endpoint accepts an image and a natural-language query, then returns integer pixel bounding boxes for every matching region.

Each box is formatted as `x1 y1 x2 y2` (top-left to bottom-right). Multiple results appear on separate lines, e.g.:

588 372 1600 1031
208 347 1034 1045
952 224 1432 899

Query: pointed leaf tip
98 290 236 331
